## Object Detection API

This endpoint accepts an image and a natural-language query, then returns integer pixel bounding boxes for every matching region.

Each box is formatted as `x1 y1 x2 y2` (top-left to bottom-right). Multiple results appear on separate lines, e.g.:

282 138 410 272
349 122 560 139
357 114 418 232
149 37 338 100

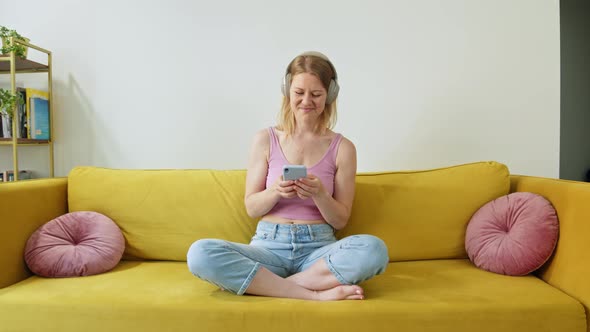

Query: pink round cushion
25 211 125 277
465 192 559 276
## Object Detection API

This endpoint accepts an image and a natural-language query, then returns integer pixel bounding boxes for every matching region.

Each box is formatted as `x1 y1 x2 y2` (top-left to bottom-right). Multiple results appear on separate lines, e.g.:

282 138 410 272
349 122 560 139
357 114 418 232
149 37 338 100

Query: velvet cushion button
25 211 125 277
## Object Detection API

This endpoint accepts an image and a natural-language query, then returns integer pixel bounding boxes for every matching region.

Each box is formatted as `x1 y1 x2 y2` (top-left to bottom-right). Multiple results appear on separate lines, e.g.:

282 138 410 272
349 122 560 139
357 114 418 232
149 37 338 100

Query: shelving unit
0 38 53 181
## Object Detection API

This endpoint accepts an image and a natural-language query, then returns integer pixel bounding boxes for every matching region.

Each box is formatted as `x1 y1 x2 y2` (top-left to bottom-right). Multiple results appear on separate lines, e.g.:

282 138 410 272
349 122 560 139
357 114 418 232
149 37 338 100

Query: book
25 88 49 139
30 97 49 139
0 113 4 137
16 88 27 138
3 170 14 182
0 170 32 182
0 112 11 138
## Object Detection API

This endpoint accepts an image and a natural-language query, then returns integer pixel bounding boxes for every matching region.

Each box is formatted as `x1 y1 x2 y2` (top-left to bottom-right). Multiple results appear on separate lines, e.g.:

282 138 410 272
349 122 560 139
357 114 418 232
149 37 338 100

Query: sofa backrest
68 161 509 262
68 167 257 261
338 161 510 261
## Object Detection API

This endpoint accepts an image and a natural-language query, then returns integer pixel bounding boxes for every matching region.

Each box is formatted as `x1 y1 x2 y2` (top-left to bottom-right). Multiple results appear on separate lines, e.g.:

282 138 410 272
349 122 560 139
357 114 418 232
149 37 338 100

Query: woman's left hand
294 174 325 200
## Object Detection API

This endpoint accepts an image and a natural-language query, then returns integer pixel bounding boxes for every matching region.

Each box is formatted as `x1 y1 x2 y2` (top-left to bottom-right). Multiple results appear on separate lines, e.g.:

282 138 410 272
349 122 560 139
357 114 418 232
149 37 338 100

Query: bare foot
313 285 364 301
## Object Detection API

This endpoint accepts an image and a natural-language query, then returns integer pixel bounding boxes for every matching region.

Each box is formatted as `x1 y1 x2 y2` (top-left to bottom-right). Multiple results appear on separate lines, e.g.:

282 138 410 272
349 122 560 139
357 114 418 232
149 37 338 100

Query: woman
187 51 388 301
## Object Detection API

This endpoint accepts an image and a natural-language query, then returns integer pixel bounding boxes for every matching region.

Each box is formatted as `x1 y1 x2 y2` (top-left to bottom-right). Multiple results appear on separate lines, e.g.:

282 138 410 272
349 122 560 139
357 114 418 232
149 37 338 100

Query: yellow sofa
0 161 589 332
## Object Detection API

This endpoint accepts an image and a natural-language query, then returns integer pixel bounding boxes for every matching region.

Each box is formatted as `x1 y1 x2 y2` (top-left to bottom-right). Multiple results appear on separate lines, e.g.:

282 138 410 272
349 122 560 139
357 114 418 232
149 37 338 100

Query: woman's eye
312 94 321 97
295 92 304 95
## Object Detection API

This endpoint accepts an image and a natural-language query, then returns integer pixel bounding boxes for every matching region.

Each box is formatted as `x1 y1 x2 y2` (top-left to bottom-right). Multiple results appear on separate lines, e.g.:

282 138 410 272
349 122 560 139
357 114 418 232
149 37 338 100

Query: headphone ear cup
282 73 291 98
326 79 340 104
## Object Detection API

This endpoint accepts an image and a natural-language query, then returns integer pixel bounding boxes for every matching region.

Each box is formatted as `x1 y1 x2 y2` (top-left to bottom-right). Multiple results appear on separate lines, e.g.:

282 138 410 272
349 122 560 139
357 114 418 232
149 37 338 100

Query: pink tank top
265 127 342 220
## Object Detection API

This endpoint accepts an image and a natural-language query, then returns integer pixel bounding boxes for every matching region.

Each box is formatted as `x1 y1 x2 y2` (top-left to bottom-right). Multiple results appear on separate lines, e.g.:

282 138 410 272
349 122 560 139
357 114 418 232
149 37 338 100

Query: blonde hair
277 54 338 135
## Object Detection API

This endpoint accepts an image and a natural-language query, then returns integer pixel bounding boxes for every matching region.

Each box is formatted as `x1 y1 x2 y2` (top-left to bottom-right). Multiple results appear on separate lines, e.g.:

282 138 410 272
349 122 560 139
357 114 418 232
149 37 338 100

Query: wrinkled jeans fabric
187 221 389 295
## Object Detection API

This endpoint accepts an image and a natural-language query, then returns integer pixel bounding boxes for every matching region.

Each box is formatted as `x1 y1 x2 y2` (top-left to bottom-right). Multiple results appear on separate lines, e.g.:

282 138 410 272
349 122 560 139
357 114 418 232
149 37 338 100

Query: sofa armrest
510 175 590 327
0 178 68 289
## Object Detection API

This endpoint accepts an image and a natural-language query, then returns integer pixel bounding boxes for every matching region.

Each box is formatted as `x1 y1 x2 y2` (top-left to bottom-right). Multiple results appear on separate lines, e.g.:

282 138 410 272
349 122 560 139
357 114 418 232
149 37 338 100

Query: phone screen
283 165 307 180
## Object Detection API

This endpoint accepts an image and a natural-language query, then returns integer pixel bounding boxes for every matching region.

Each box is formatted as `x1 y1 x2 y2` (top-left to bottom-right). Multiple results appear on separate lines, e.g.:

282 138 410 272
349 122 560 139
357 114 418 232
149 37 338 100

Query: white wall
0 0 560 178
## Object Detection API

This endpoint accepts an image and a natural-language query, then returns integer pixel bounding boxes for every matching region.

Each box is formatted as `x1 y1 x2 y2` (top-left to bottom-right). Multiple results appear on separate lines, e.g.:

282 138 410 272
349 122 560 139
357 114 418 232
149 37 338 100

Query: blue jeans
187 221 389 295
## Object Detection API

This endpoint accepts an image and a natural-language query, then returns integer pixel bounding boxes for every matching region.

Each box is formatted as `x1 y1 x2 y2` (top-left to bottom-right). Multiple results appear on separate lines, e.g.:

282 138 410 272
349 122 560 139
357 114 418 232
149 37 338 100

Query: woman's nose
302 93 312 104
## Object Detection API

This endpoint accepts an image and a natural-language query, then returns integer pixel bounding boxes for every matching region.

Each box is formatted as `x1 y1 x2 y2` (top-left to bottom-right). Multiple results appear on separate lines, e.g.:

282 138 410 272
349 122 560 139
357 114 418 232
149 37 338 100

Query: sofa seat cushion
0 260 585 332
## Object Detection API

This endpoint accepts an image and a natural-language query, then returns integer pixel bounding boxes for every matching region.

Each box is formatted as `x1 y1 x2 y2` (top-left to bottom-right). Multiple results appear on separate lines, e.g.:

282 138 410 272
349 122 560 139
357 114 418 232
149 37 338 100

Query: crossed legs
246 259 364 301
187 235 388 301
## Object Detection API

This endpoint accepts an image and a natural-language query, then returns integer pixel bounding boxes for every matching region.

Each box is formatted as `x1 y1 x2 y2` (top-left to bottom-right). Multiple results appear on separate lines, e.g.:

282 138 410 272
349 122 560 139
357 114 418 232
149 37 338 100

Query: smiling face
289 73 327 121
277 53 338 134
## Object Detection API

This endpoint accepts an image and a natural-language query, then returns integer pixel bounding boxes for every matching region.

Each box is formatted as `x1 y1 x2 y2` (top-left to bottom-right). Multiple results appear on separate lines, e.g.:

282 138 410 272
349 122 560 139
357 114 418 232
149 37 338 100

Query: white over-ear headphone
281 51 340 104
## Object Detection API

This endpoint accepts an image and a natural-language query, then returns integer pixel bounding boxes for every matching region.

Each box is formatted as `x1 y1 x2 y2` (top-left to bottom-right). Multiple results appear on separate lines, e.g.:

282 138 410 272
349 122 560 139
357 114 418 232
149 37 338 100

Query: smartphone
282 165 307 181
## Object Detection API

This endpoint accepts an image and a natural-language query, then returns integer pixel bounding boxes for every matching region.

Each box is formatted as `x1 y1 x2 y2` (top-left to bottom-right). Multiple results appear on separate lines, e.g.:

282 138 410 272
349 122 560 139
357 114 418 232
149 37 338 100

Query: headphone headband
281 51 340 104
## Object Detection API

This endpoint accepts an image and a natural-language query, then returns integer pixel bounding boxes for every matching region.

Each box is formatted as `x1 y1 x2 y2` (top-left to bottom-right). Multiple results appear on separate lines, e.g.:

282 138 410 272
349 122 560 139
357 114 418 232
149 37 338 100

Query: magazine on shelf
25 88 50 140
30 97 49 139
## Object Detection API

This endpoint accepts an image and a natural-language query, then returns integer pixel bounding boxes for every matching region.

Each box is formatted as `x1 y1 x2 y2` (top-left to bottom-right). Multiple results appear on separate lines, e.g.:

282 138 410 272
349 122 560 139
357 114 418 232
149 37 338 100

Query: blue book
30 97 50 140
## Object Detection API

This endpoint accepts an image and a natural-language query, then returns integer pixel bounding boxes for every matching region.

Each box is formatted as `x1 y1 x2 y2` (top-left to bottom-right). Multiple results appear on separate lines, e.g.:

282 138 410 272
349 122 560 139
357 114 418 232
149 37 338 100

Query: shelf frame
0 37 53 181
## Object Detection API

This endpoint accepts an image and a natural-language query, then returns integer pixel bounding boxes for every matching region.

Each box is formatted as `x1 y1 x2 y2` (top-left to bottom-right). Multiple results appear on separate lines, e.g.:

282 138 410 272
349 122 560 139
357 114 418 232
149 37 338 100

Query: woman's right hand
271 176 298 199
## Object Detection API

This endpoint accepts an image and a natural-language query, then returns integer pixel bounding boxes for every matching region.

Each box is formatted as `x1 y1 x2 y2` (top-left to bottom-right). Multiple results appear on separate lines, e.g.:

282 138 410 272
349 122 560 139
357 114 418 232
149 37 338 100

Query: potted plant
0 26 29 58
0 88 24 137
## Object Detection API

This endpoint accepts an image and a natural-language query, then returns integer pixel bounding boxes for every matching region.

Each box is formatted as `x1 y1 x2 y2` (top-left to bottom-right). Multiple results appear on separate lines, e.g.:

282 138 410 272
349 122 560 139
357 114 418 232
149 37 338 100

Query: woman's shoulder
248 128 273 160
334 133 356 160
330 131 355 149
250 127 272 146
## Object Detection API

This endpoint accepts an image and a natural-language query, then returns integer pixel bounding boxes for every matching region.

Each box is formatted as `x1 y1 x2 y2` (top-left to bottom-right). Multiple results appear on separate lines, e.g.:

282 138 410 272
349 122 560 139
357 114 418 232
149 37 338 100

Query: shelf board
0 138 50 145
0 55 49 73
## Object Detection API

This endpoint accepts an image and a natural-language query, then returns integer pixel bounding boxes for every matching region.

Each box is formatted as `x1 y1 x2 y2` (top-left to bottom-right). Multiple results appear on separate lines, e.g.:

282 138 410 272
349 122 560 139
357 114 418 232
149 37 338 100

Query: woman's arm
244 129 297 218
295 137 357 230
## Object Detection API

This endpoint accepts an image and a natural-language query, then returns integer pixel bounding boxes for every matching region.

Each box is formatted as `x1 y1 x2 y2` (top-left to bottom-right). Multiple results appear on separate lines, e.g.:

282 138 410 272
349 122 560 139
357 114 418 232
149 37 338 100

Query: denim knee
187 238 263 294
356 235 389 275
186 239 224 281
328 234 389 284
